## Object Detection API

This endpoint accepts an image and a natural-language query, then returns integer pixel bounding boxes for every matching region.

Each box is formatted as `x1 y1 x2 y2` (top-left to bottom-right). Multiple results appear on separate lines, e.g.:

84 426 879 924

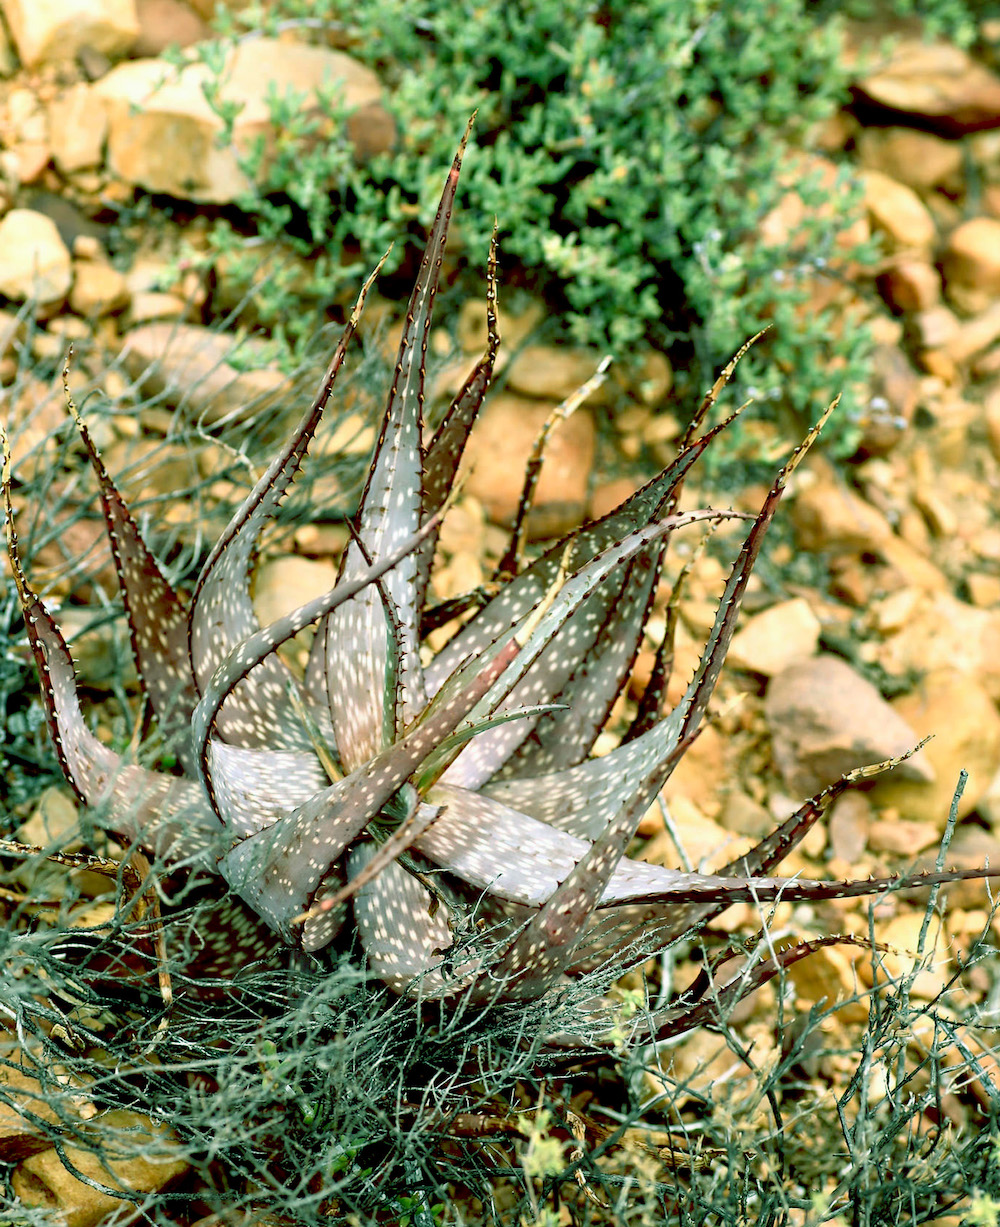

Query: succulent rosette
4 122 995 1042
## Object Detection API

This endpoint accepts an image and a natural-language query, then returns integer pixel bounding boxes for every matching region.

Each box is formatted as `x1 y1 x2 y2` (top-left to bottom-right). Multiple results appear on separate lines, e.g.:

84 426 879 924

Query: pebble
0 0 139 69
870 669 1000 827
94 39 395 203
943 217 1000 314
120 321 287 426
861 170 937 250
133 0 208 56
70 257 130 317
876 257 941 314
856 126 963 190
0 208 71 306
849 34 1000 135
47 83 107 173
457 391 594 537
765 653 933 798
727 597 821 677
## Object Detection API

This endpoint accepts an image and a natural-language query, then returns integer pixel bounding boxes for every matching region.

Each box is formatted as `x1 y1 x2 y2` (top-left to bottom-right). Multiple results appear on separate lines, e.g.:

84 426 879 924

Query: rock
456 297 543 353
15 785 79 849
253 555 339 629
874 591 1000 702
646 1023 776 1125
0 209 72 306
984 382 1000 463
504 344 607 402
47 83 108 173
758 152 869 259
861 170 936 250
727 597 820 677
872 586 922 636
870 670 1000 827
458 391 594 537
856 126 963 191
765 653 933 798
101 437 198 512
134 0 208 55
942 300 1000 365
12 1109 188 1227
913 304 961 351
127 289 189 323
907 826 1000 911
784 941 869 1022
791 472 947 594
867 815 943 856
660 723 727 820
69 256 130 316
253 554 338 658
719 789 773 839
791 471 893 552
943 218 1000 314
120 322 286 426
850 35 1000 136
588 475 640 521
827 789 873 864
0 0 139 68
94 38 395 203
187 0 244 16
628 349 673 404
853 343 921 457
643 793 750 870
22 190 109 250
966 572 1000 608
876 257 940 314
5 85 51 184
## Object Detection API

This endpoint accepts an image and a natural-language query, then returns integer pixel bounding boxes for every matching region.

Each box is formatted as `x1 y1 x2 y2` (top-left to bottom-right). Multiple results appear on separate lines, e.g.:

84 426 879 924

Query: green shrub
191 0 882 456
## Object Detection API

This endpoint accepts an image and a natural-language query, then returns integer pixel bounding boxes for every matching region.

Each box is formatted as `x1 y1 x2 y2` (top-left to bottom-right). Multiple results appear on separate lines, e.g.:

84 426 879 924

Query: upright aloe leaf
483 406 834 841
438 508 749 791
425 407 745 699
415 223 500 614
312 118 476 770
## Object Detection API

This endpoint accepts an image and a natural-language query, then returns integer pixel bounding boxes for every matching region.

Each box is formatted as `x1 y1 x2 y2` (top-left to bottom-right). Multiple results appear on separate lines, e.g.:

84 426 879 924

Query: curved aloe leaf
63 368 200 767
3 428 220 864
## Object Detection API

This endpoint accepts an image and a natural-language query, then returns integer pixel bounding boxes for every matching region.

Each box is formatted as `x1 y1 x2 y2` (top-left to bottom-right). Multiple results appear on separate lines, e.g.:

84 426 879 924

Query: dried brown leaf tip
4 124 998 1044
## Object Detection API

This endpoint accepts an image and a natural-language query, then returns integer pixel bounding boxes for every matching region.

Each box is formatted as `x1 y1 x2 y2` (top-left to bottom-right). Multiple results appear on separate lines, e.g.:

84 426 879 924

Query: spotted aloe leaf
309 118 476 773
2 429 220 865
425 411 746 790
479 406 832 843
416 222 500 615
188 258 386 755
221 606 543 942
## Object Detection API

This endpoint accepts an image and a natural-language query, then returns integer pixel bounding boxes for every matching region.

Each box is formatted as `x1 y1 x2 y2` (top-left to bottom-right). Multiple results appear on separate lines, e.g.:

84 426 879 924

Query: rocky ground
5 2 1000 1224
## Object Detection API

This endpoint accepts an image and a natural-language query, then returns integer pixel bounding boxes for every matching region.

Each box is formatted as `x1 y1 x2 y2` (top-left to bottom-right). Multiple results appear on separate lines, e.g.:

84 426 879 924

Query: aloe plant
3 122 995 1047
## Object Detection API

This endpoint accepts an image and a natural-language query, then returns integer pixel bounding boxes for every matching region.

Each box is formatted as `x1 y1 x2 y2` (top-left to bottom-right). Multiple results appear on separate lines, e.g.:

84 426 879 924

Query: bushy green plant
191 0 880 455
821 0 979 44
